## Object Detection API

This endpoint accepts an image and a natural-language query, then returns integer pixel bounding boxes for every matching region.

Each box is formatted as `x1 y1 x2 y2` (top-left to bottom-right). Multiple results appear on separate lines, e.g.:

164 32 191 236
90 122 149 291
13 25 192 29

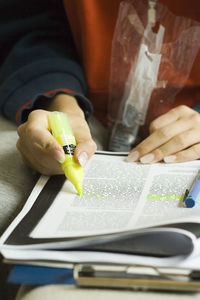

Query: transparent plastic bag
108 0 200 151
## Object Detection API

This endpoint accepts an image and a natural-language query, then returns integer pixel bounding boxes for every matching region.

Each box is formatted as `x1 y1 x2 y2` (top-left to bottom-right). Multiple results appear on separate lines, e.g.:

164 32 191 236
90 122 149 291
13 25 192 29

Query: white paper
1 248 185 268
30 154 200 239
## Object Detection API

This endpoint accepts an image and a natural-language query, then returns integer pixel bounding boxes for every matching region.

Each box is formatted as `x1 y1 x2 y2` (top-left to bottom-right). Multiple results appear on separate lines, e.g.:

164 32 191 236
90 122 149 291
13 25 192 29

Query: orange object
64 0 200 136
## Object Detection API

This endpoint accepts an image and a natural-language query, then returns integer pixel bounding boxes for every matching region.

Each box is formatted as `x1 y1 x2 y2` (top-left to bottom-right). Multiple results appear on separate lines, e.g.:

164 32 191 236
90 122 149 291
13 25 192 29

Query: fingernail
78 152 88 167
164 155 176 163
125 151 139 162
55 150 65 163
140 153 154 164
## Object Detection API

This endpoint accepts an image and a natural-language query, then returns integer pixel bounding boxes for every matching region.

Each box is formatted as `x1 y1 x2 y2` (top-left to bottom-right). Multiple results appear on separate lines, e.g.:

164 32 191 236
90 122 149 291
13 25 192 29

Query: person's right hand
16 94 97 175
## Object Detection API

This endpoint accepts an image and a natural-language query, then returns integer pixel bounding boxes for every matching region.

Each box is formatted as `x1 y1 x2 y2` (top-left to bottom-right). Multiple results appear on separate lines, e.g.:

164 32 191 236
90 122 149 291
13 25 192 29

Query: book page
30 153 200 238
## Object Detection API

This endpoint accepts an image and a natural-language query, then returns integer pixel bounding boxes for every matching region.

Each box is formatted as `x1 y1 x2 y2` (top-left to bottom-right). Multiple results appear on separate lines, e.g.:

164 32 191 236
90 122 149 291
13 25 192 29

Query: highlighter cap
185 197 195 208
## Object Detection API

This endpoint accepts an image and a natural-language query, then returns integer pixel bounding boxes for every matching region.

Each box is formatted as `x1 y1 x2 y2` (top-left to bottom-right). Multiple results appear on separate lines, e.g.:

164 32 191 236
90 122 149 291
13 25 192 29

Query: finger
19 111 65 163
70 117 97 166
140 128 200 163
17 138 63 175
127 117 193 163
164 144 200 163
149 105 194 133
17 110 50 139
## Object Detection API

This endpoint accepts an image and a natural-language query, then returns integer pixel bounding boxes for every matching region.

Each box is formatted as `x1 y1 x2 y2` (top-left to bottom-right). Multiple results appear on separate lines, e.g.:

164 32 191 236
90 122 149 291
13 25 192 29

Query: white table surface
0 115 38 235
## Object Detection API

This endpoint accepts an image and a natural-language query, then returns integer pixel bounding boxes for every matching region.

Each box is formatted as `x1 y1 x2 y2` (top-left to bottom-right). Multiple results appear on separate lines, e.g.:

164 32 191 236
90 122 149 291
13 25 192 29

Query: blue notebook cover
8 265 75 285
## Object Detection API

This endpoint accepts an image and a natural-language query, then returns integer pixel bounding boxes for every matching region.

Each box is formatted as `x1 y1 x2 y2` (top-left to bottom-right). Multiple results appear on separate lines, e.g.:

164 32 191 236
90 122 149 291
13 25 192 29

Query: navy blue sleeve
0 0 93 124
193 103 200 113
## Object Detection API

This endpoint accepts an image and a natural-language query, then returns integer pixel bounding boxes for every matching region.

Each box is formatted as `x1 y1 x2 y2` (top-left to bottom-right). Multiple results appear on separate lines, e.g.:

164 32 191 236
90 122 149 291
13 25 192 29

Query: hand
126 105 200 163
16 94 97 175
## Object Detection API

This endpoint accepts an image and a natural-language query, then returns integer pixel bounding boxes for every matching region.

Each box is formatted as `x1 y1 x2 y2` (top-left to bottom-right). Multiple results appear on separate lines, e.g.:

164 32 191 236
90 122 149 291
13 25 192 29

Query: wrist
36 93 85 119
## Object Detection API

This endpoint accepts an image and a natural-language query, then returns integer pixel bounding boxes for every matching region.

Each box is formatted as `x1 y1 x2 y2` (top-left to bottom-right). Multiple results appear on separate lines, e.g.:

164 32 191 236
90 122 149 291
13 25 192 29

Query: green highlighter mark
146 194 185 200
146 194 200 201
82 194 105 197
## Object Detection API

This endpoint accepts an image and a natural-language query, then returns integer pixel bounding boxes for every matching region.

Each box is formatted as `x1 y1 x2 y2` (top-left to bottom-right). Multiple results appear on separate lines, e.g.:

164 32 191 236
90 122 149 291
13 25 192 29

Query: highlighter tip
76 186 82 196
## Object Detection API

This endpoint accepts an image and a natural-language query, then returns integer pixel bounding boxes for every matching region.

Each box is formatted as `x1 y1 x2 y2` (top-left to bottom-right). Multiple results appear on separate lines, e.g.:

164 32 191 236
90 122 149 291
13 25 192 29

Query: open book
1 151 200 267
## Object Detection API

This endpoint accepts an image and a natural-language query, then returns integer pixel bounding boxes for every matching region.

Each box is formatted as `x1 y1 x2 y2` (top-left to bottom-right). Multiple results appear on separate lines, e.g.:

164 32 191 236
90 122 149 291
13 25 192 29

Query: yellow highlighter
48 111 84 195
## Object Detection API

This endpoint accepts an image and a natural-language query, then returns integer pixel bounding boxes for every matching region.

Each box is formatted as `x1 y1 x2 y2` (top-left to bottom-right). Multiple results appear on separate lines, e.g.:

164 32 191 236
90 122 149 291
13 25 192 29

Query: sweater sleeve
193 103 200 113
0 0 93 124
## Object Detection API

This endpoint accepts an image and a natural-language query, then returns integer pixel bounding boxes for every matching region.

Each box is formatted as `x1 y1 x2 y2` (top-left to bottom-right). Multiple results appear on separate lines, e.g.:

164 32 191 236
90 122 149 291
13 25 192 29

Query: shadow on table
0 149 38 300
0 259 19 300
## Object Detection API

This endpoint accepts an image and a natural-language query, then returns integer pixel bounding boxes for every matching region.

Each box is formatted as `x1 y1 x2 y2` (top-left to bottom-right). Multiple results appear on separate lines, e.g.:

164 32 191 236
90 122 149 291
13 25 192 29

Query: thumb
75 139 97 167
68 115 97 167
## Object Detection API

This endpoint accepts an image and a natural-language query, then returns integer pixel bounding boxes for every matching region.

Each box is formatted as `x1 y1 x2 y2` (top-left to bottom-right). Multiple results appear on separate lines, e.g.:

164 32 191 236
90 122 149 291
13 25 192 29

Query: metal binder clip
74 264 200 292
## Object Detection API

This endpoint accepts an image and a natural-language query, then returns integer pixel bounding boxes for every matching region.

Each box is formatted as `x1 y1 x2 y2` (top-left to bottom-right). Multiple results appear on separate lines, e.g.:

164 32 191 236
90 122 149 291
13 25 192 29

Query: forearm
0 0 92 124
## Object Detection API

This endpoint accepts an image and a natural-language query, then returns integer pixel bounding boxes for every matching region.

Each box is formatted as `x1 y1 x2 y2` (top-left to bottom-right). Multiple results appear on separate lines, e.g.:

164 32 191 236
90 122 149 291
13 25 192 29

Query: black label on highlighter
63 144 76 155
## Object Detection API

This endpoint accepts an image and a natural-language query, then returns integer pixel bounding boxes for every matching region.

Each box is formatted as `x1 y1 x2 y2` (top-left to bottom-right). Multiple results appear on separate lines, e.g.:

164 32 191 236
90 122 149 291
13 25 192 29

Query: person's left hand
126 105 200 164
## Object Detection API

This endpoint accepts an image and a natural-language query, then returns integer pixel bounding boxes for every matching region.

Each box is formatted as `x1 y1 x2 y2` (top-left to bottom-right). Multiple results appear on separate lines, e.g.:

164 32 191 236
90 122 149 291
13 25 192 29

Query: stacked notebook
1 152 200 291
